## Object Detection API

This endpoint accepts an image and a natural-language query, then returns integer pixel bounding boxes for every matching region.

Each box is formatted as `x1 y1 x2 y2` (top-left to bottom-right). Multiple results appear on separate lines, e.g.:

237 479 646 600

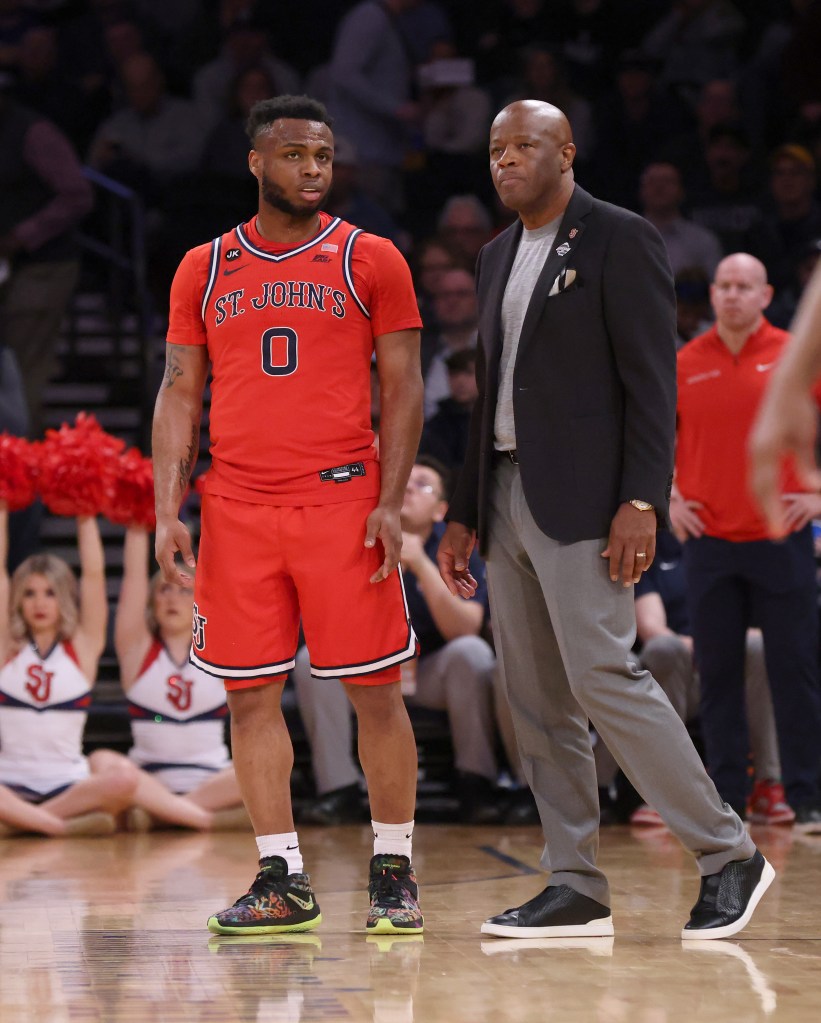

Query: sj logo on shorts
192 603 208 652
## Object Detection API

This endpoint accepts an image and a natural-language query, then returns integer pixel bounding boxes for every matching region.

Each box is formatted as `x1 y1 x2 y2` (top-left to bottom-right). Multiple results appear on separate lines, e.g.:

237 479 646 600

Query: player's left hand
601 502 656 587
365 505 402 583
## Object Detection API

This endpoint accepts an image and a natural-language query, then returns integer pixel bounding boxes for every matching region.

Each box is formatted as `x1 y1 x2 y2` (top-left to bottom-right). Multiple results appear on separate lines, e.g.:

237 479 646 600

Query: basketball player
152 95 425 935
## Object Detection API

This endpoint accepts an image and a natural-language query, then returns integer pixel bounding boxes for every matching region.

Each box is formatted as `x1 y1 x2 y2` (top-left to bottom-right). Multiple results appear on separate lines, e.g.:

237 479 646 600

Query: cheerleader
0 503 134 836
115 526 247 830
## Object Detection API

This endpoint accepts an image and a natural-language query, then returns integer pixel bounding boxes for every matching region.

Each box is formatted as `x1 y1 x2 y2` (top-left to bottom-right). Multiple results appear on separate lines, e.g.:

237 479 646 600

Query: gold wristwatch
628 499 654 512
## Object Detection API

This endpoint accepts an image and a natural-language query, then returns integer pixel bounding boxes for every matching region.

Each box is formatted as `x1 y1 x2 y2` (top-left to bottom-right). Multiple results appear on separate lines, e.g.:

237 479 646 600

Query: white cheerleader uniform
0 640 92 796
127 640 230 794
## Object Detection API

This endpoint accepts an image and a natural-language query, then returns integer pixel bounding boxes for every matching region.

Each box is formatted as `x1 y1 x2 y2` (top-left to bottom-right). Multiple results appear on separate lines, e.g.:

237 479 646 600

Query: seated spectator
639 0 746 106
420 348 477 476
767 236 821 330
675 268 714 346
590 48 689 210
192 14 300 131
408 235 467 351
200 63 276 181
114 526 249 832
504 45 594 160
87 52 205 197
763 144 821 292
685 124 778 272
324 135 407 249
663 78 742 192
629 531 789 827
436 194 494 265
328 0 420 214
293 457 502 825
12 25 92 150
422 266 478 418
639 161 723 279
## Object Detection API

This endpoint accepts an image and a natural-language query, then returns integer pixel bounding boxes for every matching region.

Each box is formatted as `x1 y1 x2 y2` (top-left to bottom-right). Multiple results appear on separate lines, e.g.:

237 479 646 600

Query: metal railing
71 166 156 449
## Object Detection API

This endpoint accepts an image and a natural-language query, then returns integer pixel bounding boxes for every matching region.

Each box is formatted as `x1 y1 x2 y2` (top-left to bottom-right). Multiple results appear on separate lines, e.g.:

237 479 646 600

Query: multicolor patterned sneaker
366 854 424 934
207 855 321 934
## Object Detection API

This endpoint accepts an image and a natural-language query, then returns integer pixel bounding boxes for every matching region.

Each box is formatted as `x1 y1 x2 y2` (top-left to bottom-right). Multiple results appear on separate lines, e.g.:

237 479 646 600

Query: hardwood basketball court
1 823 819 1022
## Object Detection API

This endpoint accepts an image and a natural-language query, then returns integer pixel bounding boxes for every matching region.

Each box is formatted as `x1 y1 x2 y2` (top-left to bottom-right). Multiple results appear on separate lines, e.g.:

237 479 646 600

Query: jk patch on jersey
226 248 242 260
319 462 366 483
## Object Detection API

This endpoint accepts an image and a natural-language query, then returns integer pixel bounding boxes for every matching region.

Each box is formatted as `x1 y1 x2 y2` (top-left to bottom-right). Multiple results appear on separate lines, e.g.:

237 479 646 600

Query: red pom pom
102 448 156 530
37 412 125 517
0 433 39 511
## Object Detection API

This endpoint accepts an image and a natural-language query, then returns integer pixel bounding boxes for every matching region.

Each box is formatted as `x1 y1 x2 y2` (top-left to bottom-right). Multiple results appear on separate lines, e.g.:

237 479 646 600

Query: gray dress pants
485 459 753 905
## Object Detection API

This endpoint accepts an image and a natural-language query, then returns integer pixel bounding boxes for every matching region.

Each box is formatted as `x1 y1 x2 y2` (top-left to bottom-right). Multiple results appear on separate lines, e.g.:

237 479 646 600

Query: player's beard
261 172 326 219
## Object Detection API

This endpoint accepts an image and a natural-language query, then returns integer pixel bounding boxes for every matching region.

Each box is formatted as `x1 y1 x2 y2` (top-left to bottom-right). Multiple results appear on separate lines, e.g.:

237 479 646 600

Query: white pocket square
548 267 577 297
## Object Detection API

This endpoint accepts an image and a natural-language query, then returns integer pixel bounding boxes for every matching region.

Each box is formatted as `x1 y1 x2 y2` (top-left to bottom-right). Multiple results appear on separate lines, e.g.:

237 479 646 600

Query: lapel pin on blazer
555 241 571 256
548 267 577 297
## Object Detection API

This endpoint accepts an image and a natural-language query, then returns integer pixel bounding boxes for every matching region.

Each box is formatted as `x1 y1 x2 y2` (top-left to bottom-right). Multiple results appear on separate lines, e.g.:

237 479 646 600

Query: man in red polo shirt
674 252 821 832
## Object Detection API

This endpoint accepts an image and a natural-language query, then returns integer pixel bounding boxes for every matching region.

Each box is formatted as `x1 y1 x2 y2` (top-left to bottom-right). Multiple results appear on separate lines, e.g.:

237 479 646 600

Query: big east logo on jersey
25 665 54 703
213 281 347 325
166 674 193 712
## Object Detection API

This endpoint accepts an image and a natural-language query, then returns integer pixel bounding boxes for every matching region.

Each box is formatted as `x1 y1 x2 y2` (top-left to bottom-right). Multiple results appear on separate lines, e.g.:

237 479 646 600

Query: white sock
372 819 414 861
256 832 303 874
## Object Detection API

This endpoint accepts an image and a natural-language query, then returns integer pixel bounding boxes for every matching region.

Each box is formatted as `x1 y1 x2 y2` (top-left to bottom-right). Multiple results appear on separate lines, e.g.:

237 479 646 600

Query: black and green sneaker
366 854 424 934
207 855 321 935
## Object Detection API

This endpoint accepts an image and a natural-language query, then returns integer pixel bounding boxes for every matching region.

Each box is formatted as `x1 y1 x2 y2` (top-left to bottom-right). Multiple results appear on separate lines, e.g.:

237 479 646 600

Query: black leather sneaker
681 849 774 941
481 884 614 938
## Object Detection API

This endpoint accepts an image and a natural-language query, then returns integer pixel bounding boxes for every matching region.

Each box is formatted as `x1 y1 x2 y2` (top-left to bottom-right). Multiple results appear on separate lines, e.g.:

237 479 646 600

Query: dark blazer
448 184 677 551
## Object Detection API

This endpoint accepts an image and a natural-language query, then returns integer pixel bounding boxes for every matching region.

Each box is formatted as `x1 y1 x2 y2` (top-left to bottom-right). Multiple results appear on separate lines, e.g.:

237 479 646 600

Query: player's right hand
437 522 479 599
155 517 196 586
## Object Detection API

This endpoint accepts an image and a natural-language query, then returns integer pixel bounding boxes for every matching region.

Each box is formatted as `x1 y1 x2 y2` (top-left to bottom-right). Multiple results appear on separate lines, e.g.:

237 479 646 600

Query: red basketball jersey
167 213 422 504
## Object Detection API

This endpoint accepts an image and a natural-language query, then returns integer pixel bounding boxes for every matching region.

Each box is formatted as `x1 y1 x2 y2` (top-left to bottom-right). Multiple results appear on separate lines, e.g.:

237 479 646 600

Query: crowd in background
4 0 821 832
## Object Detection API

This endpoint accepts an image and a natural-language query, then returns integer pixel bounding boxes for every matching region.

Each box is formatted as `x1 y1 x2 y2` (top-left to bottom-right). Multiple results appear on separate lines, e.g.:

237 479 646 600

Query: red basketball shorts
191 493 417 691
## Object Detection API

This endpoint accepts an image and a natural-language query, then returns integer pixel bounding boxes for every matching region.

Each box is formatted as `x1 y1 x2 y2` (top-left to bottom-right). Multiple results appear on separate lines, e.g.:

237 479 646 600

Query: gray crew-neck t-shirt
494 215 563 451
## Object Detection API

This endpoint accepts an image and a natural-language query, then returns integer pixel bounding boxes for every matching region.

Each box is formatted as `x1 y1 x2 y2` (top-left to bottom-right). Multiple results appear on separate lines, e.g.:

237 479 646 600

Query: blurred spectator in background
328 0 420 213
0 0 41 74
422 266 478 418
12 26 92 151
663 78 741 192
398 0 453 65
591 48 687 210
686 124 777 270
639 161 723 279
192 14 299 131
405 45 491 235
88 52 203 200
200 64 274 183
419 347 478 475
767 235 821 330
324 134 407 249
763 144 821 292
0 74 93 438
504 45 594 163
675 267 714 345
639 0 746 106
408 234 466 352
436 193 494 264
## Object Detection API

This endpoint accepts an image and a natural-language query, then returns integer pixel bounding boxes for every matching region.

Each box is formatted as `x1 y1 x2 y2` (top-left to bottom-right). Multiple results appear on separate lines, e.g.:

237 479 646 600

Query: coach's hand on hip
600 502 656 587
437 522 479 599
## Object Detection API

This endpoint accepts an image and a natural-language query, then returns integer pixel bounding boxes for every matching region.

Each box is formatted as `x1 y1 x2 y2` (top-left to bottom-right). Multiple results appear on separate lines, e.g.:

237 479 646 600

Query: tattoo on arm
177 424 198 496
163 348 184 388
